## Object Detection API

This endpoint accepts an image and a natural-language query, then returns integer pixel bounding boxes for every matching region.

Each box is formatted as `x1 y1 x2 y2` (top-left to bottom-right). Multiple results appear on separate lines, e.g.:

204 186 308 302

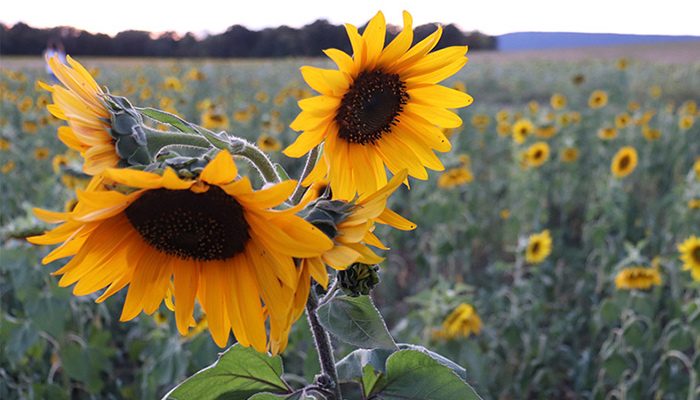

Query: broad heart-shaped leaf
317 295 398 351
336 344 467 382
163 344 291 400
367 350 482 400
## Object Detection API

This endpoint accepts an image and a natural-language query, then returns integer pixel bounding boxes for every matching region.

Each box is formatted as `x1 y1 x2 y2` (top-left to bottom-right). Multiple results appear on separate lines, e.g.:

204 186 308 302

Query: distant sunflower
257 134 282 152
40 55 118 175
561 147 579 163
650 85 661 99
687 199 700 209
642 126 661 141
34 147 50 160
679 115 695 131
550 93 567 110
611 146 638 178
678 235 700 281
588 90 608 109
526 229 552 264
28 150 333 355
615 266 661 290
512 119 534 144
435 303 482 340
615 58 629 71
598 126 618 140
284 11 472 200
535 125 557 139
615 112 631 129
496 121 511 136
525 141 550 168
694 158 700 180
438 165 474 188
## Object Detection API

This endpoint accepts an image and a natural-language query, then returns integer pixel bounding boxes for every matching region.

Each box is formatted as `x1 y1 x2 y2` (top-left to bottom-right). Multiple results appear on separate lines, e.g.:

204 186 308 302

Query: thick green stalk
235 141 282 184
306 290 342 400
144 129 211 158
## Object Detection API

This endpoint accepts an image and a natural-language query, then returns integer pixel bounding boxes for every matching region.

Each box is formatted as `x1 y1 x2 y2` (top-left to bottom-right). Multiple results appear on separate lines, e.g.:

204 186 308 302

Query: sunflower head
437 303 482 340
561 147 579 163
512 119 534 144
550 93 567 110
525 141 550 168
611 146 638 178
678 235 700 281
526 229 553 264
284 11 472 200
615 266 662 290
588 90 608 109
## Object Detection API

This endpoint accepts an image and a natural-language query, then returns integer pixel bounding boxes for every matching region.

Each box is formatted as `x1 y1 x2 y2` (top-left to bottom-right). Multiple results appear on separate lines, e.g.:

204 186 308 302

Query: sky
2 0 699 38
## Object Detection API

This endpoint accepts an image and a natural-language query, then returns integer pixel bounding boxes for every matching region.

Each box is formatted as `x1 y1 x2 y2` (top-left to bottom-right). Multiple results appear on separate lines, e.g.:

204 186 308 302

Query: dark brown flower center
619 155 630 170
125 186 250 261
693 245 700 263
336 71 409 145
531 241 540 254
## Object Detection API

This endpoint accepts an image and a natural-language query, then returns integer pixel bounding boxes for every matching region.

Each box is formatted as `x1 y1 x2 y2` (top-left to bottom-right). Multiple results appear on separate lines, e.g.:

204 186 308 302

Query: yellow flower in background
28 151 333 355
18 96 33 113
512 119 534 144
284 11 472 200
201 110 230 131
496 109 509 121
679 115 694 131
628 101 641 112
526 229 552 264
23 121 38 134
615 112 631 129
598 126 618 140
36 94 51 109
678 235 700 281
438 165 474 188
694 158 700 180
680 100 697 116
34 147 50 160
688 199 700 209
451 80 466 92
0 138 10 150
500 209 510 219
561 147 579 163
536 125 557 139
528 100 539 114
162 76 184 91
615 267 661 290
186 68 207 81
572 73 585 85
611 146 638 178
642 126 661 141
471 114 490 132
233 109 252 123
2 160 15 173
437 303 483 339
550 93 567 110
588 90 608 109
650 85 661 99
525 141 550 168
615 58 629 71
52 154 70 174
257 134 282 152
496 121 511 136
41 55 119 175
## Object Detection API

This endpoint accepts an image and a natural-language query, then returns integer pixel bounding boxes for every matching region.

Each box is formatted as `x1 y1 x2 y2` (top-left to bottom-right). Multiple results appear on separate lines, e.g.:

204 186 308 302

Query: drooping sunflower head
678 235 700 281
611 146 638 178
28 150 334 355
40 55 121 175
525 229 552 264
525 141 550 168
284 11 473 200
437 303 482 340
615 266 662 290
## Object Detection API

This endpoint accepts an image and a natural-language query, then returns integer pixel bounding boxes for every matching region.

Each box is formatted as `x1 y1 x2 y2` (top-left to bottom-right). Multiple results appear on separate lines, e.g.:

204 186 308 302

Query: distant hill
497 32 700 51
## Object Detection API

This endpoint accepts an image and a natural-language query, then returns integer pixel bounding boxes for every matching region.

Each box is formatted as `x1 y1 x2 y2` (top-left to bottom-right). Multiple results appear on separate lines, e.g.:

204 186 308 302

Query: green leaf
274 163 291 181
336 344 468 382
249 390 317 400
317 295 397 350
365 350 482 400
164 344 291 400
361 364 386 396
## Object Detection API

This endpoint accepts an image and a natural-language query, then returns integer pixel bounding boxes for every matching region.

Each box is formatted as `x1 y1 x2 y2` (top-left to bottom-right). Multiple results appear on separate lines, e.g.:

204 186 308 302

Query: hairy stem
306 290 342 400
235 141 282 184
289 145 320 205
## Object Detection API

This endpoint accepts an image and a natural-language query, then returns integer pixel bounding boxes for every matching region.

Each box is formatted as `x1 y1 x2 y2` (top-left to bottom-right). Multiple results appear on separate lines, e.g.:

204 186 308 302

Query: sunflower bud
302 199 355 240
338 263 380 297
104 94 150 165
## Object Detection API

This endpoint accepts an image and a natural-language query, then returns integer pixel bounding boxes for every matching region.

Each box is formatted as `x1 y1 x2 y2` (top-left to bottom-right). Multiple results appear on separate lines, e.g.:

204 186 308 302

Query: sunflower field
2 44 700 400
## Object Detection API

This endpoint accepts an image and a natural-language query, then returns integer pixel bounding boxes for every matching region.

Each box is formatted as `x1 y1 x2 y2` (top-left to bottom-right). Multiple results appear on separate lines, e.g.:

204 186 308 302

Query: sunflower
535 125 557 139
34 147 50 160
694 158 700 180
615 266 661 290
642 126 661 141
561 147 579 163
598 126 618 140
283 11 472 200
257 134 282 152
40 55 119 175
512 119 534 144
615 58 629 71
435 303 482 340
615 112 631 129
678 235 700 281
438 166 474 188
687 199 700 209
679 115 695 131
28 150 334 354
525 141 550 168
550 93 567 110
588 90 608 109
496 121 511 136
611 146 638 178
650 85 661 99
525 229 552 264
287 170 415 350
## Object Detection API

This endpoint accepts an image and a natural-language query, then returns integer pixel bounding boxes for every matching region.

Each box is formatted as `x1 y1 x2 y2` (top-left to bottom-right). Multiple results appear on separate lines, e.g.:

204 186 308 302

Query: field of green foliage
1 53 699 399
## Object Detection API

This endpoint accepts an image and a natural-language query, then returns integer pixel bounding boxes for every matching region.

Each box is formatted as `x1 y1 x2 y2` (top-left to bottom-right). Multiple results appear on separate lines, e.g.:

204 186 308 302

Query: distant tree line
0 20 496 58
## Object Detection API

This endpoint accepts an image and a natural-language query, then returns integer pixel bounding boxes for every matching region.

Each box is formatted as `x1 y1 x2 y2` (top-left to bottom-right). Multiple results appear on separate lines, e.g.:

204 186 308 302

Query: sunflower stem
144 128 211 158
233 141 282 184
289 144 320 205
306 289 342 400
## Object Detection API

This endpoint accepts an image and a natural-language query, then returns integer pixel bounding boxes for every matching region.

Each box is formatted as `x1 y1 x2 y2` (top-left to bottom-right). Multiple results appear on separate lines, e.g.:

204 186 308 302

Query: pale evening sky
2 0 699 37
